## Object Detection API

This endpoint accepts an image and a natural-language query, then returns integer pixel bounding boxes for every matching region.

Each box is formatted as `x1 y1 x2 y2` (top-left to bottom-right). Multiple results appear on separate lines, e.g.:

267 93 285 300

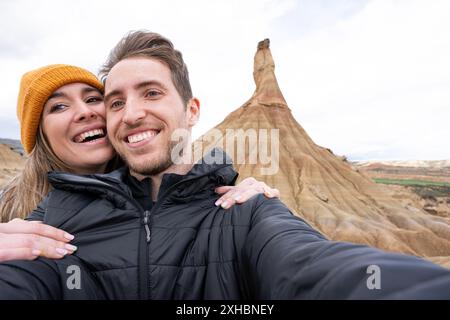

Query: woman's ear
187 97 200 127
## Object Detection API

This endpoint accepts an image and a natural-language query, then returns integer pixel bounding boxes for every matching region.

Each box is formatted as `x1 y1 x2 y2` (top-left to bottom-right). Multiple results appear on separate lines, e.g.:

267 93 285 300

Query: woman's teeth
75 129 105 143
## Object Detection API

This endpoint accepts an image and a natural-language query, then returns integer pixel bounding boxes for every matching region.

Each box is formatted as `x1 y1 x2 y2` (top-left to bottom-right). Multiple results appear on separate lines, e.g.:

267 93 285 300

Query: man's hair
99 30 193 105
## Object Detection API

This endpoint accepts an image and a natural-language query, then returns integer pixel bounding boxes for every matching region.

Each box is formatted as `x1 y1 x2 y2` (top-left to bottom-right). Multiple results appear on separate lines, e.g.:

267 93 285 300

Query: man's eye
110 100 124 109
146 90 161 98
50 104 67 113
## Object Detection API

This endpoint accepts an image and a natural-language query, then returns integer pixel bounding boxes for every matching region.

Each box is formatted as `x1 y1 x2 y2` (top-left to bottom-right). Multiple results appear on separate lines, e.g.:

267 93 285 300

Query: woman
0 64 279 262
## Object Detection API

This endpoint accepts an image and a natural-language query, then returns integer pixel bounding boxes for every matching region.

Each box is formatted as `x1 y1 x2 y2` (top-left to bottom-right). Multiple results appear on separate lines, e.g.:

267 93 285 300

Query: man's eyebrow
134 80 167 91
104 81 167 103
104 89 122 103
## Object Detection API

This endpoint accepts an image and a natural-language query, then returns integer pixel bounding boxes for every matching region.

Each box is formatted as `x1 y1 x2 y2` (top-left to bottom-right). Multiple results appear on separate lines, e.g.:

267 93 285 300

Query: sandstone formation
194 39 450 266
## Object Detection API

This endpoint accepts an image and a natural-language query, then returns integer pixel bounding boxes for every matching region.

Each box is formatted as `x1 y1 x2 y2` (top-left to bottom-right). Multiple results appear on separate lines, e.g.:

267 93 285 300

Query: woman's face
41 82 115 174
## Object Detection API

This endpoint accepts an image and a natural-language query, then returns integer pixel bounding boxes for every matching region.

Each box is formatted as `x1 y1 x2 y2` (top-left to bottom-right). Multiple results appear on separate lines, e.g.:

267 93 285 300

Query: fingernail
64 233 75 241
234 195 242 201
264 191 273 198
221 201 229 209
65 244 78 252
32 249 41 256
215 199 223 206
56 248 68 256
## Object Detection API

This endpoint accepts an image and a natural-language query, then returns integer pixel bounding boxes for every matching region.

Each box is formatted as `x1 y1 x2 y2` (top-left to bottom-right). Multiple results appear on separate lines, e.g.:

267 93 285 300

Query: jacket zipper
52 166 230 300
139 165 232 300
141 210 151 299
140 168 225 299
143 211 151 242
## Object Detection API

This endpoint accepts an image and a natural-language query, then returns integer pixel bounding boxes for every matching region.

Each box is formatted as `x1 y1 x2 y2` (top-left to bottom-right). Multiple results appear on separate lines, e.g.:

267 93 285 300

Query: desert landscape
193 39 450 267
1 39 449 268
354 160 450 219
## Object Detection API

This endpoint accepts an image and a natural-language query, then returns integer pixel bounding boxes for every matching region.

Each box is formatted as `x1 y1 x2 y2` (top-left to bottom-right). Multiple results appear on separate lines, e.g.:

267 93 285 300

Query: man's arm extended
0 258 62 299
0 256 105 300
243 196 450 299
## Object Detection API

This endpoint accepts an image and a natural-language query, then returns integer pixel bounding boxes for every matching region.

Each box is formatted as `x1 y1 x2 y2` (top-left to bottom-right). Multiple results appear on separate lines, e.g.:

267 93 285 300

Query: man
1 30 450 299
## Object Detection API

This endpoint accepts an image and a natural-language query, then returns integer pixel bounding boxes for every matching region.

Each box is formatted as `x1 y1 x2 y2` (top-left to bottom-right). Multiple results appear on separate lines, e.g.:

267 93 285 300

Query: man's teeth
127 131 158 143
76 129 104 143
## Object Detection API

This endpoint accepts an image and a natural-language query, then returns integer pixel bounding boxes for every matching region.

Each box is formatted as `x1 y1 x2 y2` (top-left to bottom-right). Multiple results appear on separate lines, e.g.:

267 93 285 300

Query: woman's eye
86 96 103 104
50 104 67 113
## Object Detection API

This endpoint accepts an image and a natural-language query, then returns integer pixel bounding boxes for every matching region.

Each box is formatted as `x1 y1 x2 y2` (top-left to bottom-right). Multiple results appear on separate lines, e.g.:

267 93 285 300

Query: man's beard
124 139 179 176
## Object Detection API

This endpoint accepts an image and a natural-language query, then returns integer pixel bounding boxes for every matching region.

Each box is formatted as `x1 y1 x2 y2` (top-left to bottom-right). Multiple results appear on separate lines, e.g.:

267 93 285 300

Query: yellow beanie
17 64 104 154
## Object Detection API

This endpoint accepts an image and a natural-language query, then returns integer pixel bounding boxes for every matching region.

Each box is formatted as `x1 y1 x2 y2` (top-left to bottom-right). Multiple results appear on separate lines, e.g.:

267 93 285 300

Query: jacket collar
48 148 238 205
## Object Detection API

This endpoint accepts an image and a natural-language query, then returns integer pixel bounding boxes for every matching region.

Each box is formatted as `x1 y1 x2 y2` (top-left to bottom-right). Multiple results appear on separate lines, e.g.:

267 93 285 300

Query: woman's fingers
234 188 265 204
266 187 280 198
0 219 77 262
0 219 74 242
214 180 280 209
257 182 280 199
214 186 234 195
0 233 77 262
214 188 237 208
215 177 258 208
237 177 257 187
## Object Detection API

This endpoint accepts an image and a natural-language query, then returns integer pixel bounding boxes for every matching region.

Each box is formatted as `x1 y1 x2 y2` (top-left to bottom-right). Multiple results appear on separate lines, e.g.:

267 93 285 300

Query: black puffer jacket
1 148 450 299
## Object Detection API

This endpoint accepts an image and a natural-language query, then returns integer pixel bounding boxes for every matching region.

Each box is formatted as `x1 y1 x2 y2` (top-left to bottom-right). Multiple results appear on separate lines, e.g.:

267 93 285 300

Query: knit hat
17 64 104 154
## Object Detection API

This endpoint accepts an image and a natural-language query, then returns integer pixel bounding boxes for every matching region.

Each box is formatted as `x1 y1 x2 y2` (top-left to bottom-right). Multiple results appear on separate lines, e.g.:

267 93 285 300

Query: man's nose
122 98 145 125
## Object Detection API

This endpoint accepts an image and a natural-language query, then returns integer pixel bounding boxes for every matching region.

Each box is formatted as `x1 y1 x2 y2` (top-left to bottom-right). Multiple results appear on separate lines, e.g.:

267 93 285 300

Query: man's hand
214 177 280 209
0 218 77 262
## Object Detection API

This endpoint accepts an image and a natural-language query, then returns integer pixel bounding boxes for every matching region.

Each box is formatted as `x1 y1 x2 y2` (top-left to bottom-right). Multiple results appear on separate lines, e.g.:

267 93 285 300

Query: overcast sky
1 0 449 160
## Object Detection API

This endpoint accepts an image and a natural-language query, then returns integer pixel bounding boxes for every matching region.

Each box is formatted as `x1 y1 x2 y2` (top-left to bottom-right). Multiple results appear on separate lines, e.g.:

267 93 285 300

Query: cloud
274 0 450 160
0 0 294 138
0 0 449 160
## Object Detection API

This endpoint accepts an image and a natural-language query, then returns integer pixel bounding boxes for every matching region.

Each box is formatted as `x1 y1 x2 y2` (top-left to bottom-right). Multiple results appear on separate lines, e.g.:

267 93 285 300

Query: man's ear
187 97 200 127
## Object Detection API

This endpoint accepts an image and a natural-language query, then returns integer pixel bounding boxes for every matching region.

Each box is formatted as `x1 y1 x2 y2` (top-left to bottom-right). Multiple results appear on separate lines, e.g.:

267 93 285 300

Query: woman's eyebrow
82 87 102 95
48 87 101 101
47 91 66 100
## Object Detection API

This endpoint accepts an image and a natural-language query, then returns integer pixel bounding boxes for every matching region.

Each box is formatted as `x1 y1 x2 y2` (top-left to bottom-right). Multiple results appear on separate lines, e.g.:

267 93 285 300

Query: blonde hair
0 127 73 222
0 127 123 222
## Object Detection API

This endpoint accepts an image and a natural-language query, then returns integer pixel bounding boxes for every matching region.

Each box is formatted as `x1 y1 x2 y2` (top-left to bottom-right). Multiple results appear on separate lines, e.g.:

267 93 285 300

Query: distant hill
352 159 450 183
0 142 25 187
353 160 450 219
354 159 450 169
0 138 24 156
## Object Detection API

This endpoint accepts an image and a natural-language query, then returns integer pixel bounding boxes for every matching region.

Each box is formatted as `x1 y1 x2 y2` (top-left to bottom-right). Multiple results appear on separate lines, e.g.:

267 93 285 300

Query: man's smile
123 129 161 148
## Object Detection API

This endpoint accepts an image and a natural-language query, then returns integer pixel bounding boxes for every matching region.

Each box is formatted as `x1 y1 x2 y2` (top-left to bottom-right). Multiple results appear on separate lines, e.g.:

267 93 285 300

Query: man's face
104 57 198 176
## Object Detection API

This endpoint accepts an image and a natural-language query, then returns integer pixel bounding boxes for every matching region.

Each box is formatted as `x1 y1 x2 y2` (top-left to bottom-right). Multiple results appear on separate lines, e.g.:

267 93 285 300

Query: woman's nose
75 103 97 122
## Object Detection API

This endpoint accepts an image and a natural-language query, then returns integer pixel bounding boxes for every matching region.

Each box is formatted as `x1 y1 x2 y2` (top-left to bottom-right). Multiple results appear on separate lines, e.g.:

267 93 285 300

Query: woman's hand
214 177 280 209
0 218 77 262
